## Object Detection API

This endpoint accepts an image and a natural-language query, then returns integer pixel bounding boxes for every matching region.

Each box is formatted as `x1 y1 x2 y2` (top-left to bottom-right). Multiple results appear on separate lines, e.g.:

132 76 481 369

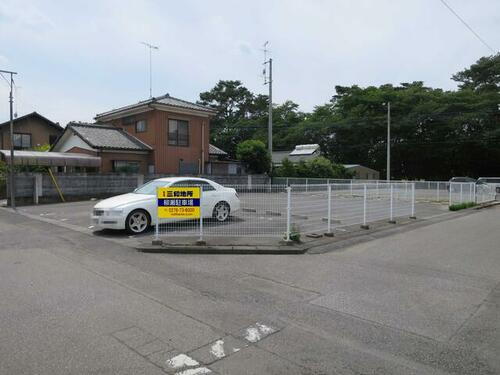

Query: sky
0 0 499 125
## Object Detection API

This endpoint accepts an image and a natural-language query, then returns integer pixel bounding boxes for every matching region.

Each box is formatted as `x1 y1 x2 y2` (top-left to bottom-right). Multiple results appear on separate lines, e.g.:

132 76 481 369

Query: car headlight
106 209 124 216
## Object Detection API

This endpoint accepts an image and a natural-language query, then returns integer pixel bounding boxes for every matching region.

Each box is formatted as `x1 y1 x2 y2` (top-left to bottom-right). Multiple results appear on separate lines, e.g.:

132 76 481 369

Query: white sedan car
91 177 240 234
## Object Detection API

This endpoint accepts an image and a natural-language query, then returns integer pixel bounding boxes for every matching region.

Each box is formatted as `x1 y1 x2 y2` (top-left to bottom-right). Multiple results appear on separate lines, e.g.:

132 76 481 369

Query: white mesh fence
156 185 289 238
273 177 497 205
155 182 415 240
476 184 497 204
448 182 475 206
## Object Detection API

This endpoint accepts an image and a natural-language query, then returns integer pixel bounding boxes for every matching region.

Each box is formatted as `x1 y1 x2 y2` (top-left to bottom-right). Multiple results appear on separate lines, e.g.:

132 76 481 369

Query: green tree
198 80 255 125
275 157 353 179
236 140 270 174
199 80 269 157
200 54 500 180
452 53 500 92
277 158 296 177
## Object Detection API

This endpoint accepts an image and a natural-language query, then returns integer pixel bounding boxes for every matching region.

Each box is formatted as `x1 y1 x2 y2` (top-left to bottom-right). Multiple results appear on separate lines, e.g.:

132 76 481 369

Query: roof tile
68 122 152 151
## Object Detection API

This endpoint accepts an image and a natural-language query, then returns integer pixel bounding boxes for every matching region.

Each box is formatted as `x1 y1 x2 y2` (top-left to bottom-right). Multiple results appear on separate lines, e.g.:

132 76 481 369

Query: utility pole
263 42 273 170
0 69 18 209
386 102 391 182
141 42 159 98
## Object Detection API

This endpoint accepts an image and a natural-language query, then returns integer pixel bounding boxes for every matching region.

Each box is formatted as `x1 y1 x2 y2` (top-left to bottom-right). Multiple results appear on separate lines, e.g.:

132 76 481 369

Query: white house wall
52 132 95 153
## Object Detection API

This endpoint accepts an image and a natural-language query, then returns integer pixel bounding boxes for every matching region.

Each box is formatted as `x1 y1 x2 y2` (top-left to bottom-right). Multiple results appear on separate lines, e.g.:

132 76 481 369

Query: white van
477 177 500 194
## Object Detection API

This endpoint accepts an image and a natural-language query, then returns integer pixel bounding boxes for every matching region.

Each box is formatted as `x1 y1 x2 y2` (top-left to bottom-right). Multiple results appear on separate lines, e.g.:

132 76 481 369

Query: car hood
94 193 154 209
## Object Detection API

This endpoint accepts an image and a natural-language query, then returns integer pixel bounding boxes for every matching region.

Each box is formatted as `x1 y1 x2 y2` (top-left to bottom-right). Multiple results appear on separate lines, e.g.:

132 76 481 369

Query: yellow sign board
157 187 201 219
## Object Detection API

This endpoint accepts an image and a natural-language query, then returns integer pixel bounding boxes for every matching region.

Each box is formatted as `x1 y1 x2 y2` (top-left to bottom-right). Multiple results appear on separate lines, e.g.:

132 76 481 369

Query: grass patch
285 224 301 243
449 202 476 211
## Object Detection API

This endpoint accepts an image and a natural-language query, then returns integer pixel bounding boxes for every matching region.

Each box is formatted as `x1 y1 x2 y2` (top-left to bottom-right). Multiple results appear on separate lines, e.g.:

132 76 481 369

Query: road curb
136 244 307 254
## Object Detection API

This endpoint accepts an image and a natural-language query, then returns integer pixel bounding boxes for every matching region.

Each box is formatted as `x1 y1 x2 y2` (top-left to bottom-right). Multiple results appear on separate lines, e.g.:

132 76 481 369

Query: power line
438 0 496 53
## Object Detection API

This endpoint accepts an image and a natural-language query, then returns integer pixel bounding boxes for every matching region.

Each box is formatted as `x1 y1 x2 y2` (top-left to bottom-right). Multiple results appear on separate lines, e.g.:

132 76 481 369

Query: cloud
0 0 498 124
237 41 253 55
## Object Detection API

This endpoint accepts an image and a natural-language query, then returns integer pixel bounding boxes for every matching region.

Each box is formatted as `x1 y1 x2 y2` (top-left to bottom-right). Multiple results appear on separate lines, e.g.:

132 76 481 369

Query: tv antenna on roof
141 41 159 98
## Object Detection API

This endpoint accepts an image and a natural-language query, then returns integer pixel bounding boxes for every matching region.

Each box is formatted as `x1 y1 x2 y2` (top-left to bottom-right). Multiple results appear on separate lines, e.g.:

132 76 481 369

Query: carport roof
209 144 228 156
0 150 101 167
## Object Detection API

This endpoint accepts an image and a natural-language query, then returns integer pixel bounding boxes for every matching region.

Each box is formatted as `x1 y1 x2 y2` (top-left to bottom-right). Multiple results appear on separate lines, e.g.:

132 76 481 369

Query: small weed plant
449 202 476 211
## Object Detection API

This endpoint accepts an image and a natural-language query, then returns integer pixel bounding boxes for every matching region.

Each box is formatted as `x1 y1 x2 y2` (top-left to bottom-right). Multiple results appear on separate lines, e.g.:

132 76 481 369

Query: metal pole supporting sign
198 187 204 245
152 187 162 245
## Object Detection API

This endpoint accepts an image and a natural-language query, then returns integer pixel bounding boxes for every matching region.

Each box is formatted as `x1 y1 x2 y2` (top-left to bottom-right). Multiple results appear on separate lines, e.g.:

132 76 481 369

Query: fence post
286 186 291 241
33 173 43 204
361 184 369 229
152 187 162 245
325 184 334 237
437 182 440 202
460 183 463 203
350 180 353 195
198 188 204 244
410 183 416 219
389 183 396 223
305 178 308 192
449 183 452 206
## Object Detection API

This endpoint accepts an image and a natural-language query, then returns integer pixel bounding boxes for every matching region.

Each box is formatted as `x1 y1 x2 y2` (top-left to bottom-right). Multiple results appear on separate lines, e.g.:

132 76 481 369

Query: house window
122 115 136 125
168 119 189 146
13 133 32 149
135 120 147 133
112 160 140 173
49 135 58 145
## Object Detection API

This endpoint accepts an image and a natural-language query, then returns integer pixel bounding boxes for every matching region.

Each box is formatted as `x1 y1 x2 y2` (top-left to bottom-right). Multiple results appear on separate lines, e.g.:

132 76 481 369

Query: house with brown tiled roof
94 94 216 175
0 112 63 150
51 122 152 173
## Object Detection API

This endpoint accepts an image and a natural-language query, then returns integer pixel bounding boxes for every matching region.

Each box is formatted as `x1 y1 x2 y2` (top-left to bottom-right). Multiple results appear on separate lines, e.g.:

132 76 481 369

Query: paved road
0 206 499 374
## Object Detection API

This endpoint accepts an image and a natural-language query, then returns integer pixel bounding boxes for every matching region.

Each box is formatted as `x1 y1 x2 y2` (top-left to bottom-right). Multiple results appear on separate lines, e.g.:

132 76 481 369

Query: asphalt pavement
0 205 499 374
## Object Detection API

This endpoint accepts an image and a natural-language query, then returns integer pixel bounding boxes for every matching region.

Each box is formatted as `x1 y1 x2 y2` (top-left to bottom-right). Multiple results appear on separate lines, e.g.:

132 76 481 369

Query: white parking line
166 353 199 369
244 322 276 343
209 339 225 359
175 368 212 375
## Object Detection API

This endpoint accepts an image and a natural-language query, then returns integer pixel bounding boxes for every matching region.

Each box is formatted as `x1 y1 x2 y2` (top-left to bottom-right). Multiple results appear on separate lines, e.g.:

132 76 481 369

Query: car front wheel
125 209 150 234
212 201 230 222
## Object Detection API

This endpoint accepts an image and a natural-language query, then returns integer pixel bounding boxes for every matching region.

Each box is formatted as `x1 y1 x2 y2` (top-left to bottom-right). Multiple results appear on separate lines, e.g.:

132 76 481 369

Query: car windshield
479 178 500 183
133 180 170 195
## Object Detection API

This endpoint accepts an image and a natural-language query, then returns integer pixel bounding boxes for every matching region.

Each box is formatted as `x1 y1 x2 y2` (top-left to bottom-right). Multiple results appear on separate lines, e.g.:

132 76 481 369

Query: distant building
272 144 321 166
206 144 244 175
343 164 380 180
0 112 63 150
272 143 380 180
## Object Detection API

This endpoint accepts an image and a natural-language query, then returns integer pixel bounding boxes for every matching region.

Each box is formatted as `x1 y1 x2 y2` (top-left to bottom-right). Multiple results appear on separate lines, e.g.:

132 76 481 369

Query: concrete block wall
8 173 270 205
41 174 139 197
